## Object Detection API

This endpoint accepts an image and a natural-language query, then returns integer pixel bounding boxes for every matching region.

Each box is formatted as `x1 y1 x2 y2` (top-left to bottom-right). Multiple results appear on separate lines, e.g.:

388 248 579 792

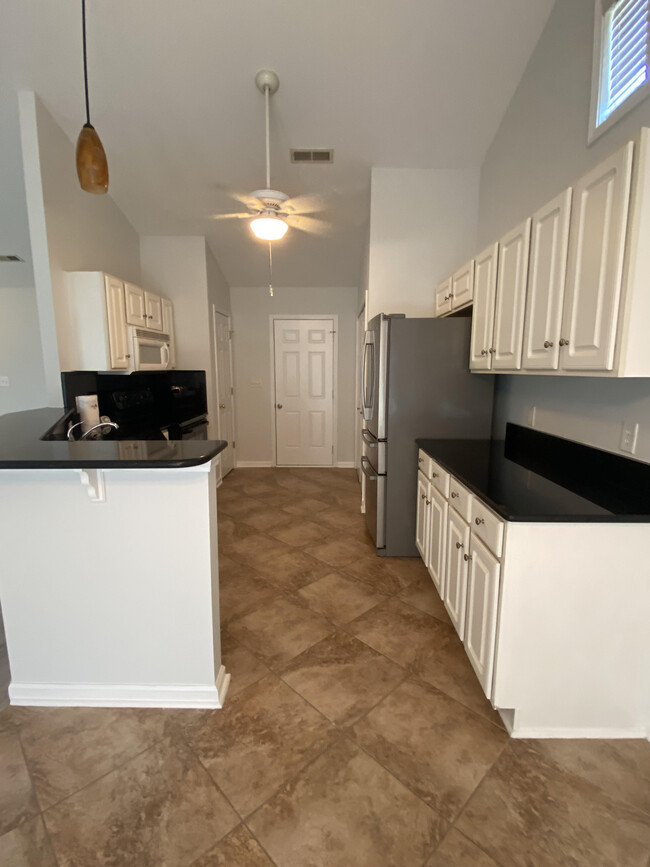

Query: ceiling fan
212 70 330 243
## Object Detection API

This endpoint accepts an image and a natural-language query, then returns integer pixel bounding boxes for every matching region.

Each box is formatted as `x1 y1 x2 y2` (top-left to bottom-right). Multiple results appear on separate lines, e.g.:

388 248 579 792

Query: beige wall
479 0 650 463
230 286 358 465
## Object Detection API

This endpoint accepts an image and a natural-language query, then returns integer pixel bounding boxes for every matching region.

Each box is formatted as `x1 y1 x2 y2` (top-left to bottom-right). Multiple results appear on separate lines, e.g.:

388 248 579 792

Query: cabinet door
435 278 452 317
470 243 499 370
522 188 572 371
560 142 634 371
465 534 501 699
427 486 448 598
161 298 176 368
144 291 164 331
451 260 474 310
125 283 147 327
415 473 430 563
492 218 531 370
444 508 470 639
103 276 129 369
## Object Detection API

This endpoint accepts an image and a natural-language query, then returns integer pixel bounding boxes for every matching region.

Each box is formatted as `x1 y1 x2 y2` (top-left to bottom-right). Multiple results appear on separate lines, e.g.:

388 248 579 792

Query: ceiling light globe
250 216 288 241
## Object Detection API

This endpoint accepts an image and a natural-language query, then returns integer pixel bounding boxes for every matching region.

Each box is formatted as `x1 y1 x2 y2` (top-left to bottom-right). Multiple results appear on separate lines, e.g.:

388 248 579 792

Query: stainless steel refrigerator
361 313 494 556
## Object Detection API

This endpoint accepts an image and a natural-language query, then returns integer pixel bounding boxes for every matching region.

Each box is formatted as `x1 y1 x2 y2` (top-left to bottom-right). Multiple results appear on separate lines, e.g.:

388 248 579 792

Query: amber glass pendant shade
76 123 108 194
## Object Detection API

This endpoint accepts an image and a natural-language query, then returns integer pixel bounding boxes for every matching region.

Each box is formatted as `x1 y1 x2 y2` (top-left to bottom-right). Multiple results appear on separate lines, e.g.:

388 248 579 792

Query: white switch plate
0 376 9 387
527 405 536 426
620 420 639 454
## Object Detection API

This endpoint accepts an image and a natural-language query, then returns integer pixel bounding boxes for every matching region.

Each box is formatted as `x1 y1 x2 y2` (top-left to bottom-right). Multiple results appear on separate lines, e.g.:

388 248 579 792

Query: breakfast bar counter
0 408 230 710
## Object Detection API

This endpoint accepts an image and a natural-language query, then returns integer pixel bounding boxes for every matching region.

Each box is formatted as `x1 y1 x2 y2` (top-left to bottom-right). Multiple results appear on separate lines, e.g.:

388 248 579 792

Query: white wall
0 287 47 415
230 286 358 465
19 92 141 405
479 0 650 464
140 236 223 438
367 168 480 321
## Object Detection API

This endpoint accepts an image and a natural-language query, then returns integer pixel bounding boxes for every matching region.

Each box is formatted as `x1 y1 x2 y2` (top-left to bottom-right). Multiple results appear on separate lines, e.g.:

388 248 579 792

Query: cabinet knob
543 340 554 349
455 541 463 549
463 553 472 562
425 499 431 506
489 348 496 354
276 403 283 409
451 491 458 499
421 493 426 500
475 517 484 525
219 403 226 409
418 457 423 463
559 338 569 347
432 472 438 478
125 354 131 359
480 349 488 356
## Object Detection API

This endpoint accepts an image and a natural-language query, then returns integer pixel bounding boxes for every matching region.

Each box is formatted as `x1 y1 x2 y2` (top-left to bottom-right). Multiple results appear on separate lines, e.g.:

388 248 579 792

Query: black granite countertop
0 408 227 469
416 423 650 522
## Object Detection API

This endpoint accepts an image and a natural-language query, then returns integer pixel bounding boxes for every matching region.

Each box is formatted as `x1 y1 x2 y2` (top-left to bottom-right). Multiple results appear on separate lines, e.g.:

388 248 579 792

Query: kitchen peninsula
0 408 229 709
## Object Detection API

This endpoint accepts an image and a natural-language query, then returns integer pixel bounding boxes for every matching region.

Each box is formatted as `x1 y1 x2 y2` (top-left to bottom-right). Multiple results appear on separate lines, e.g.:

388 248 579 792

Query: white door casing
213 309 235 478
492 218 532 370
470 242 499 369
355 307 366 484
522 188 573 371
561 141 634 371
273 318 335 466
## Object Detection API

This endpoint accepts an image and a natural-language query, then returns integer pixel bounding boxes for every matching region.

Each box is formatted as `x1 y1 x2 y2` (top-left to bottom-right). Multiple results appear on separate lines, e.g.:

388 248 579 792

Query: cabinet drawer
471 498 504 558
430 459 450 497
449 477 471 520
417 450 432 479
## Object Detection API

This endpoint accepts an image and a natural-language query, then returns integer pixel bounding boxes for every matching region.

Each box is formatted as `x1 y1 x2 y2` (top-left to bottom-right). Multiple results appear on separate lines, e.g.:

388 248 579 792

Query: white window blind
599 0 649 124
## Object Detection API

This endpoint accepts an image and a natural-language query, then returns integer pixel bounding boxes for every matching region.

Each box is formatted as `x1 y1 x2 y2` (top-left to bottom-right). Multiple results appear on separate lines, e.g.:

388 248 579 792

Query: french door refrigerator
361 313 494 556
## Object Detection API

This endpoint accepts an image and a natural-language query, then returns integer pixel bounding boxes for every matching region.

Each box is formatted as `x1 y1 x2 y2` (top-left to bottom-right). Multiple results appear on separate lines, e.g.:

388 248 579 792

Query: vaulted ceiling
2 0 555 287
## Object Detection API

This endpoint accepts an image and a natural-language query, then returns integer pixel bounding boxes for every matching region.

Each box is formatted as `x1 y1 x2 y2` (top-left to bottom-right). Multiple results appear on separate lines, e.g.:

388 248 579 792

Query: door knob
219 403 226 409
276 403 283 409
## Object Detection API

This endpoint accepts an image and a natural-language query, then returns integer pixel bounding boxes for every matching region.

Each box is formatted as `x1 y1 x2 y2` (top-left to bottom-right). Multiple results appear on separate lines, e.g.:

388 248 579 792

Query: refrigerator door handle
360 456 378 480
361 428 378 447
361 332 375 421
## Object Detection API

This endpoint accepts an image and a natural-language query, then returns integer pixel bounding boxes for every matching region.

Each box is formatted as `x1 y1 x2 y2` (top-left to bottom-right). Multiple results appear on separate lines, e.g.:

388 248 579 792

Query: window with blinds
591 0 650 139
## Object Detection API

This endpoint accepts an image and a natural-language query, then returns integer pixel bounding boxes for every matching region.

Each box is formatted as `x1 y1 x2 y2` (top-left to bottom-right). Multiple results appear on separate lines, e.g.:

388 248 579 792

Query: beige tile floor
0 467 649 866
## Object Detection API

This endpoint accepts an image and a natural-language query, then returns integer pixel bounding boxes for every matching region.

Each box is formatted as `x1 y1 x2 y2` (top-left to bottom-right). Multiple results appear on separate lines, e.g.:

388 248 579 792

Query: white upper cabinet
492 218 531 370
522 188 572 371
451 259 474 311
104 275 130 370
145 291 164 331
161 297 176 368
435 277 452 317
125 283 147 327
561 142 634 372
470 243 499 370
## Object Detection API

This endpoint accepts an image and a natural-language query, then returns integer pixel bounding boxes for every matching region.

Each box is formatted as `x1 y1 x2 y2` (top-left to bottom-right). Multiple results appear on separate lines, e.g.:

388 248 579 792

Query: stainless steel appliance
361 313 494 556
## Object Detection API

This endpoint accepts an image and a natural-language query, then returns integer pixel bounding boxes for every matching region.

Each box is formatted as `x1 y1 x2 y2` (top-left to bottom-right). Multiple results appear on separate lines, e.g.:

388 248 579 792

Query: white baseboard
8 665 231 709
235 461 273 468
509 725 648 739
336 461 355 468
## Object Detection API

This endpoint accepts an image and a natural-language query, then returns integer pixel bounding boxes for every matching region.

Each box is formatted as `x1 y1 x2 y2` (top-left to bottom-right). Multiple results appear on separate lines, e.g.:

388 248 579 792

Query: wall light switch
0 376 9 387
620 420 639 454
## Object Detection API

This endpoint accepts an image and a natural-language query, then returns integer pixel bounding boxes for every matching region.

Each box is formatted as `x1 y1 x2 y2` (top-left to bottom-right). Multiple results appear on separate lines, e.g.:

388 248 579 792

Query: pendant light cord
265 85 271 190
81 0 91 125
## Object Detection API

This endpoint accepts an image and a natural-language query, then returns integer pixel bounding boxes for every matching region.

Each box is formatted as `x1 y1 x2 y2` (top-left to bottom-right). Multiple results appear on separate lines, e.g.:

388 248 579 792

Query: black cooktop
416 424 650 522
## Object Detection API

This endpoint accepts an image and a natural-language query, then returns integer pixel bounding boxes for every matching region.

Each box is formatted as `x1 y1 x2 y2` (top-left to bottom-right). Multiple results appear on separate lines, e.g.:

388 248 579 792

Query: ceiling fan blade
230 191 264 211
211 212 252 221
281 194 327 216
286 214 332 235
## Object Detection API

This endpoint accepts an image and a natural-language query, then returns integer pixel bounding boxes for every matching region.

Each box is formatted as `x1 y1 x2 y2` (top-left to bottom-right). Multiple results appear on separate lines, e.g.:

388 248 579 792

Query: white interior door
274 318 334 466
355 307 365 482
214 310 235 478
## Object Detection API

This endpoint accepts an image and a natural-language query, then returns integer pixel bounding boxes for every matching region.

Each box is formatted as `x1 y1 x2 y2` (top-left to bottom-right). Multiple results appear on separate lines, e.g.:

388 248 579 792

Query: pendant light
75 0 108 194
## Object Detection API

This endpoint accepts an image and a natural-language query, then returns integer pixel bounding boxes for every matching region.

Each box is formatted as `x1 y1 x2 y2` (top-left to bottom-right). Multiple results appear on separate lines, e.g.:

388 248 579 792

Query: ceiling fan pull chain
268 241 274 297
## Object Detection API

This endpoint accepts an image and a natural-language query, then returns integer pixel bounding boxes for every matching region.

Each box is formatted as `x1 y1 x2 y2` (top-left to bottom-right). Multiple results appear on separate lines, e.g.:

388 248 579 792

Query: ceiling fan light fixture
250 216 288 241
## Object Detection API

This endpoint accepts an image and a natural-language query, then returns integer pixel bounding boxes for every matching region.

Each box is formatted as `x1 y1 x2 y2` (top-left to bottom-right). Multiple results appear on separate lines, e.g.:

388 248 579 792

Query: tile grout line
13 731 62 867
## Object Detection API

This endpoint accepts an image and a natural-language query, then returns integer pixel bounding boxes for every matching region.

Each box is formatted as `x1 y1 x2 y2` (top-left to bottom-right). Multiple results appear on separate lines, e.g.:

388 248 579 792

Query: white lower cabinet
464 534 501 696
415 472 430 562
426 487 447 596
444 507 470 640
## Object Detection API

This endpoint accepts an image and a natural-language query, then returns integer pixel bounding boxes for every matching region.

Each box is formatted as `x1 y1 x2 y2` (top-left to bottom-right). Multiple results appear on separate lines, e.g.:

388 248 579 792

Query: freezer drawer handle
360 456 378 481
361 429 378 447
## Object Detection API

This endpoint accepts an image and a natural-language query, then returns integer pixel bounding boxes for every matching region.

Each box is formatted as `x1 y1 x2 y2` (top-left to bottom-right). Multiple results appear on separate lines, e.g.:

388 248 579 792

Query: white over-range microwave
130 326 173 371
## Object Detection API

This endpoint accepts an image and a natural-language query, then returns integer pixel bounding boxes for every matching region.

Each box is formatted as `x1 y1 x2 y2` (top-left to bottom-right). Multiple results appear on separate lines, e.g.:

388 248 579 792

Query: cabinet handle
418 457 423 463
432 472 438 478
463 553 472 562
426 499 431 506
421 493 426 500
125 354 131 359
489 348 496 354
559 338 569 347
543 340 554 349
480 349 488 356
456 541 463 549
219 403 226 409
474 517 484 525
451 491 458 499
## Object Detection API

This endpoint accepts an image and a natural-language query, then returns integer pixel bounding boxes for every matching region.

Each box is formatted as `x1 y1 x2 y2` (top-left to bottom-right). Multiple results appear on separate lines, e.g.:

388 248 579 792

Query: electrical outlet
620 420 639 454
527 405 536 426
0 376 9 387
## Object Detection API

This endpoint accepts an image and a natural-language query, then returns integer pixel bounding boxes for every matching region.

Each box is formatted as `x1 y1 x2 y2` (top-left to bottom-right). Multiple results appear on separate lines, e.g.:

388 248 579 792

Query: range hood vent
290 149 334 164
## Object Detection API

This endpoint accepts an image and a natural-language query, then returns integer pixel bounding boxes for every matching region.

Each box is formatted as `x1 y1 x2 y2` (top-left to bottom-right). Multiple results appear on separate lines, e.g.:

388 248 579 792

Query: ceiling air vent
290 149 334 164
0 255 24 262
